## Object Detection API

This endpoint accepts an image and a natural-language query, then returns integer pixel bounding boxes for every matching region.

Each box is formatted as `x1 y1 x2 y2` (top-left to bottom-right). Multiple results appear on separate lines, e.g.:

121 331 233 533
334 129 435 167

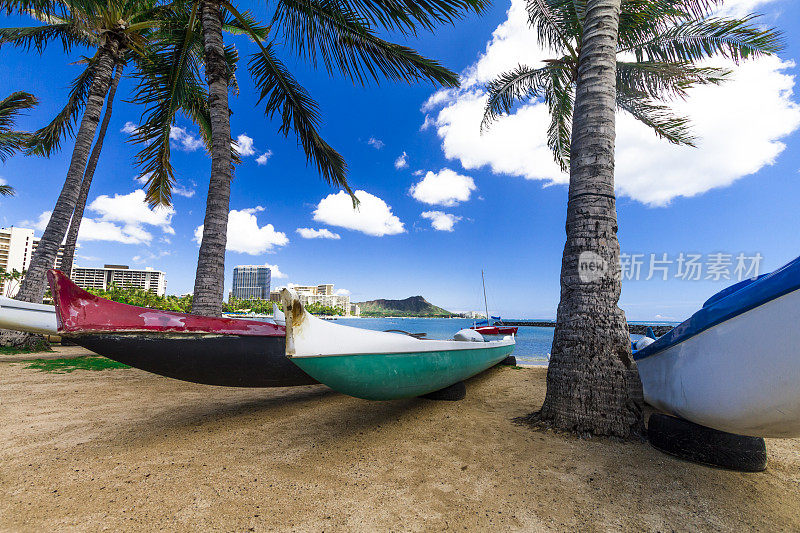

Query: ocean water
335 317 552 366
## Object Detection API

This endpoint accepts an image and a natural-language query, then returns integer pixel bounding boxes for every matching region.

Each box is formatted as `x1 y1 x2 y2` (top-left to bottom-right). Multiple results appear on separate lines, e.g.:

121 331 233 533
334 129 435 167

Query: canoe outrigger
282 289 515 400
0 296 58 335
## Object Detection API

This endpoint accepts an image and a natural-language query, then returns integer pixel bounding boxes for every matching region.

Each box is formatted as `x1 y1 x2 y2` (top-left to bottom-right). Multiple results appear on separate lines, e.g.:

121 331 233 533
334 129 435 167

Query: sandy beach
0 358 798 531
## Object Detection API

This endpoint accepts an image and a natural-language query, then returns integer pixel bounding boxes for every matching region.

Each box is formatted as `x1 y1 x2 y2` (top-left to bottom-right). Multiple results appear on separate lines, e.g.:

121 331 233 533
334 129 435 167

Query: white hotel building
71 265 167 296
1 226 166 298
0 227 66 297
270 283 355 316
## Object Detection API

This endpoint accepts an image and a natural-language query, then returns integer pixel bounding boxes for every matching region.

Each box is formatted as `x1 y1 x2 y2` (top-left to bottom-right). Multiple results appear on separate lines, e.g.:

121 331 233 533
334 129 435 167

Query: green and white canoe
281 289 515 401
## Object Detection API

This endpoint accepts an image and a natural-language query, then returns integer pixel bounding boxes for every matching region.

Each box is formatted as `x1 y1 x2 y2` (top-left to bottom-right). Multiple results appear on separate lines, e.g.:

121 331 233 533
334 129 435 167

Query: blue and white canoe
634 256 800 438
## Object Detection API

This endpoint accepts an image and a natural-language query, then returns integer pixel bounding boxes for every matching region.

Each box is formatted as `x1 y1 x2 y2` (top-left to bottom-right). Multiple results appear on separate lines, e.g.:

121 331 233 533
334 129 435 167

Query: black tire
498 356 516 366
420 381 466 401
647 413 767 472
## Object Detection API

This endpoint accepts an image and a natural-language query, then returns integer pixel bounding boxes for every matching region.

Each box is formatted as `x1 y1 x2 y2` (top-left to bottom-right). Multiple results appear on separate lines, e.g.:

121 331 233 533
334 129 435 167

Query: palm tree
137 0 489 316
58 64 123 276
483 0 781 437
0 0 166 302
0 90 38 196
0 0 220 299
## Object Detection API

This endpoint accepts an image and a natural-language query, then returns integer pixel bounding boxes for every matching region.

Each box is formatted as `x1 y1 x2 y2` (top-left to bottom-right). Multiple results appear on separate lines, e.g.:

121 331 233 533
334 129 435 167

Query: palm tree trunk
15 39 121 303
60 63 124 277
192 0 233 317
532 0 644 438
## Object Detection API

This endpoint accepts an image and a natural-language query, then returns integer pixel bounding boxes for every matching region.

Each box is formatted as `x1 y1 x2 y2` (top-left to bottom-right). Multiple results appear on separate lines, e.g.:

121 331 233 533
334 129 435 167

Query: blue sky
1 0 799 320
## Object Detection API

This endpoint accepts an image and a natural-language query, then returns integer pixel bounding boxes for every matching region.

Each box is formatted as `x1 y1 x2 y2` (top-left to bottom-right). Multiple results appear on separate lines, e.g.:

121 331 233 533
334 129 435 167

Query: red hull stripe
47 270 284 337
469 325 518 335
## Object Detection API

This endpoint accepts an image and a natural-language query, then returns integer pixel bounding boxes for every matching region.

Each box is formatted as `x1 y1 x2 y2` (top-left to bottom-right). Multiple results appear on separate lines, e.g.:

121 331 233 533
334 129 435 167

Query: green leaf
272 0 459 87
248 43 353 198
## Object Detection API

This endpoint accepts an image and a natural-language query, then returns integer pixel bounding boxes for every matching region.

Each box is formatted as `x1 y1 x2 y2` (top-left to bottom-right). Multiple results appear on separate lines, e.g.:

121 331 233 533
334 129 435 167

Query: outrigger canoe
0 296 58 335
282 289 515 400
47 270 316 387
634 255 800 438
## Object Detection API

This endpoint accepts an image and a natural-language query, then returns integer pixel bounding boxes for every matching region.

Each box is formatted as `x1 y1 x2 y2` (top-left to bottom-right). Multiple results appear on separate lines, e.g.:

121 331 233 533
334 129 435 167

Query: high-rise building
71 265 167 296
0 226 67 297
231 265 271 300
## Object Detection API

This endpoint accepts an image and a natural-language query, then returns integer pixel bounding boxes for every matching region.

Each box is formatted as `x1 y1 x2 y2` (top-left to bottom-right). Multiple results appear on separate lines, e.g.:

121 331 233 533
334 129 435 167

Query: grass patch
22 356 130 373
0 344 53 356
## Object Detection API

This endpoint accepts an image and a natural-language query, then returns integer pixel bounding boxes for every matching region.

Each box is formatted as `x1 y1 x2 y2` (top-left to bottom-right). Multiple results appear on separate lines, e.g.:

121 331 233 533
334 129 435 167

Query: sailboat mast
481 270 489 323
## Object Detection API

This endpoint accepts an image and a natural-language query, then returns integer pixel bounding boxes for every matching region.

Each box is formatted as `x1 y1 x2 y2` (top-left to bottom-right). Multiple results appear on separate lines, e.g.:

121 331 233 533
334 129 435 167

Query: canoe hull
47 270 317 388
0 296 57 335
282 288 516 400
66 332 317 387
290 343 515 400
637 289 800 438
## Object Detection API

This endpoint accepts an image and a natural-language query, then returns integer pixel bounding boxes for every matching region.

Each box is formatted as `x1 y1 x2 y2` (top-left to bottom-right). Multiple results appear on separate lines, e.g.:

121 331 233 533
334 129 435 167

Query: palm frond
271 0 459 86
248 44 352 197
526 0 581 54
25 53 96 156
0 91 37 162
0 184 14 196
0 0 62 17
482 64 552 131
626 15 784 64
332 0 488 35
544 66 572 171
222 6 270 40
131 12 210 206
0 22 95 53
616 60 728 100
617 92 696 145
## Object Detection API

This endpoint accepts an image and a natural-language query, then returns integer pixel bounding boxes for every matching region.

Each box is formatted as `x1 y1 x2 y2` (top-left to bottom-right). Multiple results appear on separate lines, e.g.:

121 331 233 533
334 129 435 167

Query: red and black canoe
47 270 316 387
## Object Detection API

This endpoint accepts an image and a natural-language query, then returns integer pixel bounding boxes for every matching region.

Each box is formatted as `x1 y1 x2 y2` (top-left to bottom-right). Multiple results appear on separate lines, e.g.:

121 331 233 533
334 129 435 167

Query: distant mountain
355 296 452 317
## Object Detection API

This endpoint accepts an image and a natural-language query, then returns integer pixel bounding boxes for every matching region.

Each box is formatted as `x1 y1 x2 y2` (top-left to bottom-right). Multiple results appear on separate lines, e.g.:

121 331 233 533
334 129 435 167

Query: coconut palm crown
482 0 783 171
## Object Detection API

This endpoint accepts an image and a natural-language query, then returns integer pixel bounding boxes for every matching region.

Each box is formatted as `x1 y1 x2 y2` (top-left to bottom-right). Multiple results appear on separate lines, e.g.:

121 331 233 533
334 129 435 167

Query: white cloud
234 133 256 157
20 190 175 245
241 205 265 214
716 0 777 17
173 183 195 198
394 151 408 169
170 126 204 152
20 211 49 231
367 137 385 149
264 263 287 279
194 208 288 255
335 288 351 296
256 150 273 165
409 168 477 207
121 121 137 134
412 170 424 176
89 190 174 235
296 227 341 240
422 0 800 206
313 190 405 236
421 211 462 232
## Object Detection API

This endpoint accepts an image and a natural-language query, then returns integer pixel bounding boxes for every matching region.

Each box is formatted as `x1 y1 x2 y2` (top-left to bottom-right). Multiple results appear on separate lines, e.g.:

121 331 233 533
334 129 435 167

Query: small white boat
0 296 58 335
634 255 800 438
